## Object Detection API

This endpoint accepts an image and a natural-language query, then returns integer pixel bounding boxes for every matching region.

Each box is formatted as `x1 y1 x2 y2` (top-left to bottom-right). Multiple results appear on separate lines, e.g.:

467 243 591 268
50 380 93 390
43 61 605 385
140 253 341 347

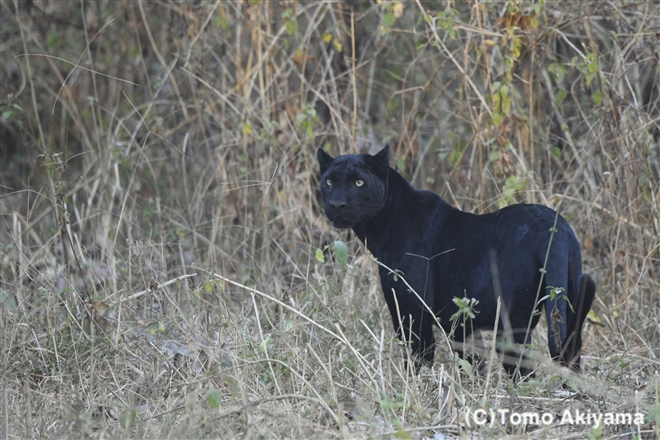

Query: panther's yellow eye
326 179 332 186
355 180 364 187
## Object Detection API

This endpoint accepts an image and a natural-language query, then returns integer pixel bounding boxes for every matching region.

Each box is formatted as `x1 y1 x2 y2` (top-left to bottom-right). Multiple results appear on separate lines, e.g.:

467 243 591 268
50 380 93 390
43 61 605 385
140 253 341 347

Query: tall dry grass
1 0 659 438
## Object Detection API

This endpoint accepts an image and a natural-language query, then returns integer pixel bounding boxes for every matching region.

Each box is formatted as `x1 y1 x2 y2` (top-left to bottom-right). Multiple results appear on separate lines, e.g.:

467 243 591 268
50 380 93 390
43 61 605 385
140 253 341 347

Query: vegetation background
1 0 659 438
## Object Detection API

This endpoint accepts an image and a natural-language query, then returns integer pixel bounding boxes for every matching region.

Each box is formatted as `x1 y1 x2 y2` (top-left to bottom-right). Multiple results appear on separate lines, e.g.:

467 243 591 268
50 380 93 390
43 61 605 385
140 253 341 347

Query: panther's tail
562 274 596 372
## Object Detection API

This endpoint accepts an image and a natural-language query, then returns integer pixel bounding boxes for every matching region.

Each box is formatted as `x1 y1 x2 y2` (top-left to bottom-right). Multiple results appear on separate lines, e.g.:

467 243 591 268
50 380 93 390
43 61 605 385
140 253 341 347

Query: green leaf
207 390 222 409
505 175 518 188
530 16 539 29
119 408 137 429
149 320 165 334
258 334 271 353
492 111 503 126
215 16 229 31
46 35 59 49
492 91 501 111
457 357 473 375
448 148 462 167
334 240 348 268
489 150 502 161
382 12 396 27
394 430 412 439
285 18 298 36
638 173 649 187
555 89 567 107
315 248 325 263
585 73 595 88
502 96 512 114
511 36 522 59
0 289 17 309
592 91 603 106
549 146 562 159
588 421 603 440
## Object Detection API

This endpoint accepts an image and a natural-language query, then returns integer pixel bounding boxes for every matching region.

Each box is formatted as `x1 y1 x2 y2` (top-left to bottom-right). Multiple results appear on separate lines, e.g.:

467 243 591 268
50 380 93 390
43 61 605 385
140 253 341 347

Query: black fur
317 145 596 378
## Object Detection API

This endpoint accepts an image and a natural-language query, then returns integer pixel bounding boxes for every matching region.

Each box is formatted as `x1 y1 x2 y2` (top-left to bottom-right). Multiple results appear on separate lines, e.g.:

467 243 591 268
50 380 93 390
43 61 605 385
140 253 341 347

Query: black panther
317 145 596 378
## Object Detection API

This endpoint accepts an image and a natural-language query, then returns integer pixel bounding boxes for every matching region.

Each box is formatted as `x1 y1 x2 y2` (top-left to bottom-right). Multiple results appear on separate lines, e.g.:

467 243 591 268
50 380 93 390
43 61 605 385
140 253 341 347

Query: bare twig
118 273 198 304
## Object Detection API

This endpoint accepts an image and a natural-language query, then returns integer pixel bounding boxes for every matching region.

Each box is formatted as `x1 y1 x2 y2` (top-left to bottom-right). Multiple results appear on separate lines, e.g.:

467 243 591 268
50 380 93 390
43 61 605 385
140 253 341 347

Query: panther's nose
329 200 346 211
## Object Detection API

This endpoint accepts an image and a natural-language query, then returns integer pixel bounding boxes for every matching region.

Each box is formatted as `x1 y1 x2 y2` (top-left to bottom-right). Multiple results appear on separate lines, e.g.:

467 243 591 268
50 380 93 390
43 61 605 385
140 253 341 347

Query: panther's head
317 145 390 229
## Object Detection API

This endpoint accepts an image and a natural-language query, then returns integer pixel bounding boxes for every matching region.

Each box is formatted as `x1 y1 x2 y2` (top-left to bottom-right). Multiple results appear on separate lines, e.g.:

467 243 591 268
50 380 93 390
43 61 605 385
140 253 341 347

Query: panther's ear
317 148 334 174
370 145 390 176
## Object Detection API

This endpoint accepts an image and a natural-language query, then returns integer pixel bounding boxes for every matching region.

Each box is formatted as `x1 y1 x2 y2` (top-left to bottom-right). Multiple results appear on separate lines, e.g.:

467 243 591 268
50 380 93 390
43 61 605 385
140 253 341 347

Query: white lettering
560 409 574 424
519 412 540 425
473 409 488 426
497 409 509 425
466 409 644 428
541 413 554 425
574 410 587 425
615 413 632 425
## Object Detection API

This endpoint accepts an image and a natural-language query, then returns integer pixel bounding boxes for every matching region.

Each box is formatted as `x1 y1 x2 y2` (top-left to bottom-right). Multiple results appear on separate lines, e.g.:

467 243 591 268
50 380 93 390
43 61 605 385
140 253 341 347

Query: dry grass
0 1 659 438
